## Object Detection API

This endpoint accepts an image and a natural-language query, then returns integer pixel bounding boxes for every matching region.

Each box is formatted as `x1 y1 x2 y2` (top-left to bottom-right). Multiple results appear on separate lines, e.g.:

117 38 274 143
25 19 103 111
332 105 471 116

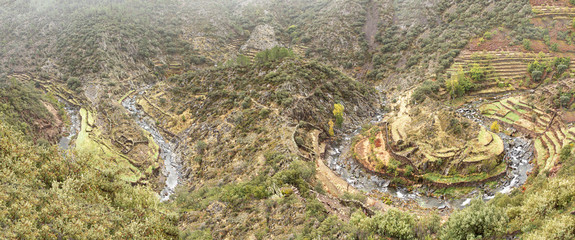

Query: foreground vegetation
0 119 178 239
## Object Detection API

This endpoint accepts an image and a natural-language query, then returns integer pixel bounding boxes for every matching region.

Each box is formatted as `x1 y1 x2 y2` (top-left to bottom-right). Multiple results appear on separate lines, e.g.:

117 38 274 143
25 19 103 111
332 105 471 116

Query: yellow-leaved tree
333 103 344 128
490 121 500 133
328 120 335 136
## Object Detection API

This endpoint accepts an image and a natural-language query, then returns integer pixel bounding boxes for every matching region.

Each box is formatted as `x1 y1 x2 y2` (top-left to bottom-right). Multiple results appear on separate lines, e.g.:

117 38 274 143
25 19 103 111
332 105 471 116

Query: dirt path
311 129 358 196
311 129 391 213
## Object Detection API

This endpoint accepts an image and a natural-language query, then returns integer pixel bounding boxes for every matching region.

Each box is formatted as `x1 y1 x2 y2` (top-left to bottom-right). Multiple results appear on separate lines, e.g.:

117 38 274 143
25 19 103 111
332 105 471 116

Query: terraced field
481 96 575 172
532 5 575 20
449 51 553 81
447 51 575 94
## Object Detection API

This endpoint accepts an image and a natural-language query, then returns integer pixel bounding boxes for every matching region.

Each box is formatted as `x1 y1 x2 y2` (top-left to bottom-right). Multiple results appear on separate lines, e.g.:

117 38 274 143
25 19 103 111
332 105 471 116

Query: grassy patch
118 90 135 104
76 108 142 182
504 111 520 122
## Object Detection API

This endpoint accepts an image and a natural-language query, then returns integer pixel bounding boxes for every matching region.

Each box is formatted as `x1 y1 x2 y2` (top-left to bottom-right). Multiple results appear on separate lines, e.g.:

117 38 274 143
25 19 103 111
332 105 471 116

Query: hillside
3 0 575 239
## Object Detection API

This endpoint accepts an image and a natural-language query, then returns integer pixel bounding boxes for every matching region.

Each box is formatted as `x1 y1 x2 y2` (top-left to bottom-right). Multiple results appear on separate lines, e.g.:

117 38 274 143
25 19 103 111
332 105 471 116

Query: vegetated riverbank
122 89 182 201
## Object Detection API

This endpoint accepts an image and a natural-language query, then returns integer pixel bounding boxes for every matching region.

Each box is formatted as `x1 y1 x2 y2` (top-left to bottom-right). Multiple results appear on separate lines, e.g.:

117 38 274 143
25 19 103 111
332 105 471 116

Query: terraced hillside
351 92 507 191
449 51 547 82
452 51 571 81
480 96 575 173
5 72 162 184
532 5 575 19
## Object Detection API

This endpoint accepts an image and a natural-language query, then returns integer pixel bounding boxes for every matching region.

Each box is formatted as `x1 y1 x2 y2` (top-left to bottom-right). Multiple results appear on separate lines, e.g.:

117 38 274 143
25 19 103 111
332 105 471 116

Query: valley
3 0 575 239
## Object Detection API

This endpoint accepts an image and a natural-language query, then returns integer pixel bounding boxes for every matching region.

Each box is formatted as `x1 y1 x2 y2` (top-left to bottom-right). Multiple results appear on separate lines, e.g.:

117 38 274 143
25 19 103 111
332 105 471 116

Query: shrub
491 121 500 133
412 80 440 103
255 47 294 64
196 140 207 155
483 31 494 40
445 70 474 98
469 64 486 82
560 94 571 108
523 39 532 50
67 77 82 91
274 159 315 195
531 70 543 82
550 43 559 52
370 209 416 240
440 198 508 240
560 144 573 163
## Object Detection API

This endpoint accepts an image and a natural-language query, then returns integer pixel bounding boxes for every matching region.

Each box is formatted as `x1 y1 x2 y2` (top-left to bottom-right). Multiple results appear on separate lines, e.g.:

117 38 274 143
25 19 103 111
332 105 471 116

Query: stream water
326 102 533 209
122 91 181 201
58 102 80 150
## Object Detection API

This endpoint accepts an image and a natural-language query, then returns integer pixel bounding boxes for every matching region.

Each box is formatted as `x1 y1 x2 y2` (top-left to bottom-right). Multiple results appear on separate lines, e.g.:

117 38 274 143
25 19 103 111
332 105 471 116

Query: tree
67 77 82 91
333 104 344 127
531 70 543 82
440 198 508 240
469 63 486 82
523 39 532 51
370 209 416 239
328 120 335 136
560 94 571 108
236 54 250 66
550 43 559 52
445 69 474 98
196 140 207 155
491 121 500 133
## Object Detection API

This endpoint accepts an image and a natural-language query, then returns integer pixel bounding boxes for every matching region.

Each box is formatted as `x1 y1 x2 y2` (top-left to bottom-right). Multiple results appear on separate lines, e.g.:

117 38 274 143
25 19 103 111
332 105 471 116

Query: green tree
67 77 82 91
370 209 416 239
523 39 532 51
440 198 508 240
236 54 250 66
445 69 473 98
469 63 486 82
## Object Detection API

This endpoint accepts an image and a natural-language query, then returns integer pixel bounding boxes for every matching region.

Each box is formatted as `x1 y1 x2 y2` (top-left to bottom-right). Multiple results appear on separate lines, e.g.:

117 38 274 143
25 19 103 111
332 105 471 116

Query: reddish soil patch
549 164 562 177
561 111 575 123
375 138 382 148
354 138 370 160
40 101 63 141
467 14 575 55
468 29 522 52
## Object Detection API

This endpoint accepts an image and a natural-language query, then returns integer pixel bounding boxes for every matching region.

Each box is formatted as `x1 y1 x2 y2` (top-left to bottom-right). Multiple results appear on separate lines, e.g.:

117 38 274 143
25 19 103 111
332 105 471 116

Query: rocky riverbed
123 90 182 201
325 100 533 209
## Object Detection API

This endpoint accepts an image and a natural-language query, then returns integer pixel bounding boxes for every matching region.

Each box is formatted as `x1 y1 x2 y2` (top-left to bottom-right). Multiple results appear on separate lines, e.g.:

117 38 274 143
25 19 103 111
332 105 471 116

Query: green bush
440 198 508 240
67 77 82 91
274 159 315 195
370 209 416 240
255 47 294 64
531 70 543 82
523 39 532 50
560 144 573 163
412 80 440 103
469 64 486 82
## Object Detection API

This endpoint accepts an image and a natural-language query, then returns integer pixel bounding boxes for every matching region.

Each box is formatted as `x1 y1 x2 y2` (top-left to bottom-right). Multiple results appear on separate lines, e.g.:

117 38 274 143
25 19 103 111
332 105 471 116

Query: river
122 90 181 201
326 102 533 209
58 102 80 150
